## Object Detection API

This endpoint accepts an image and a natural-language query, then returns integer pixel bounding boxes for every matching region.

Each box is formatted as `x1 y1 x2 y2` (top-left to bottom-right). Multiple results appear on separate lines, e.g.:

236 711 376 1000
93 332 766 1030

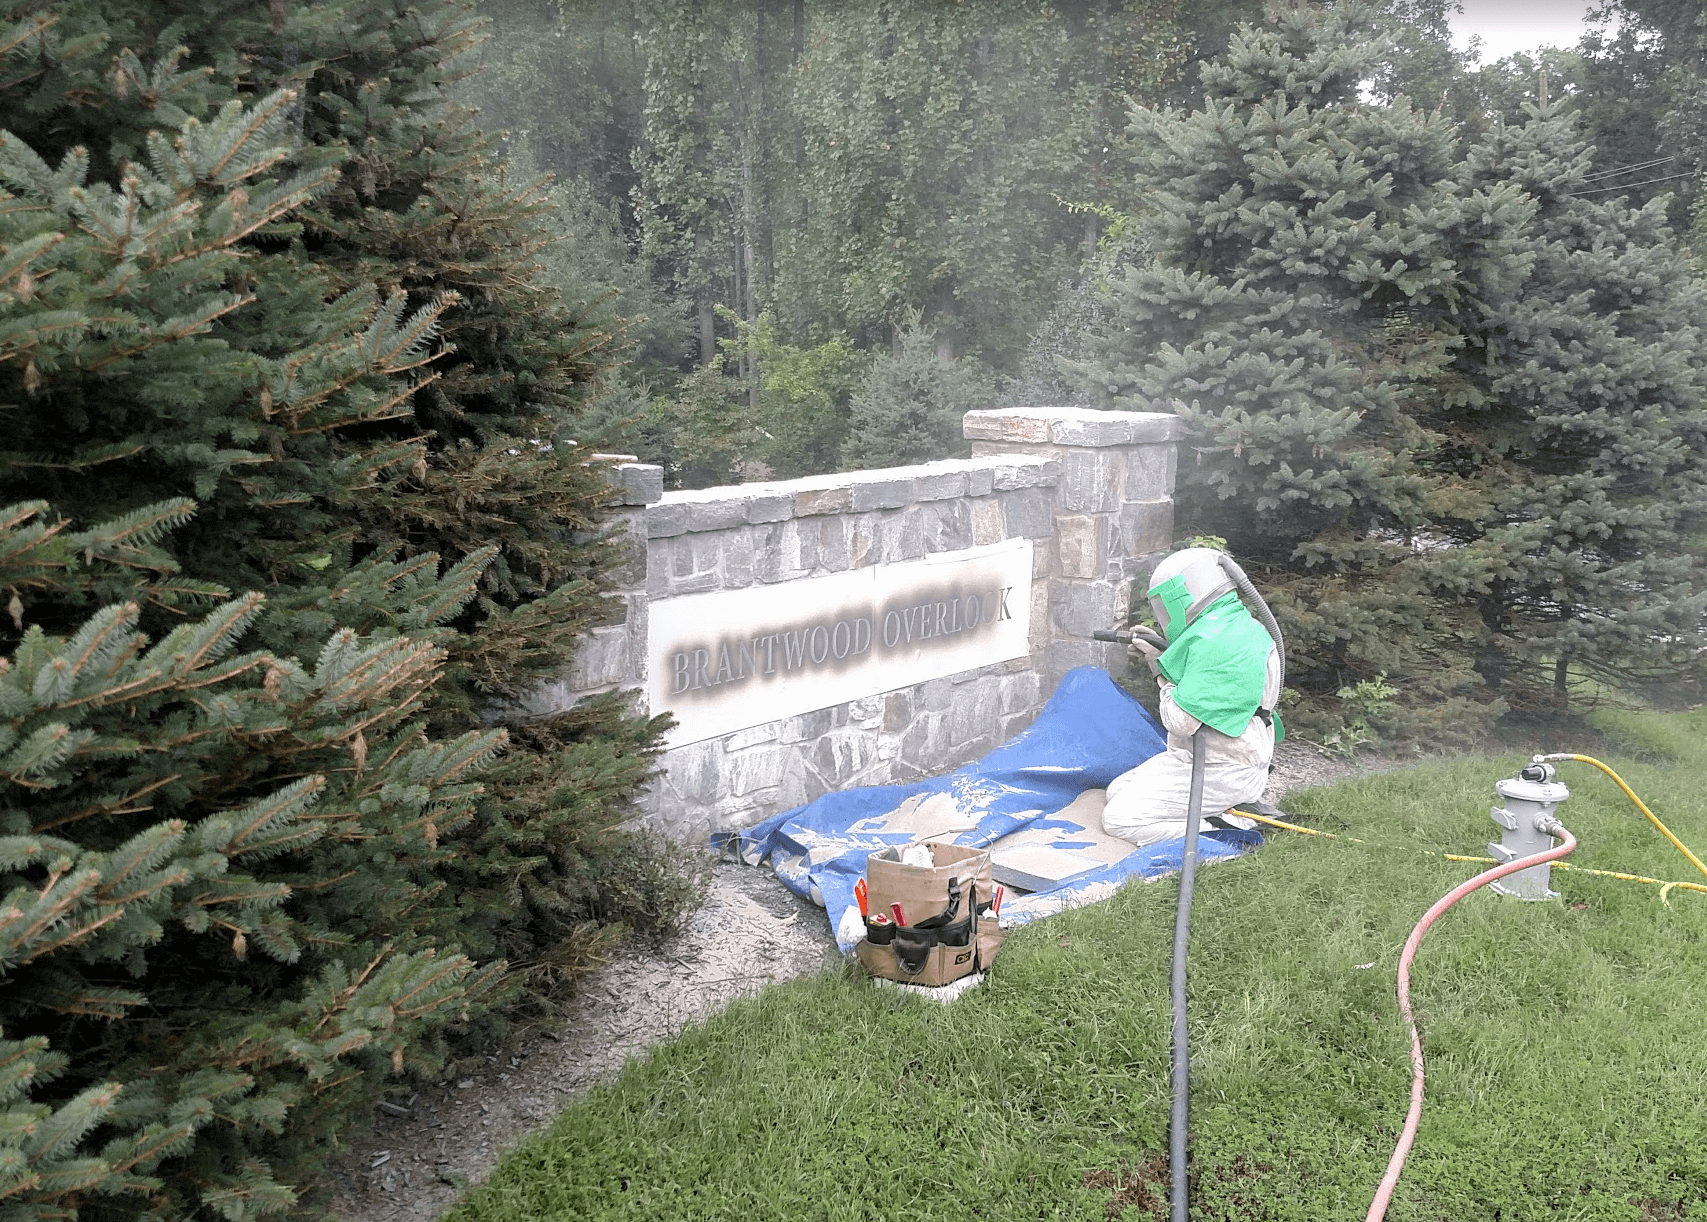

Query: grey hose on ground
1162 551 1280 1220
1216 554 1285 691
1170 725 1208 1222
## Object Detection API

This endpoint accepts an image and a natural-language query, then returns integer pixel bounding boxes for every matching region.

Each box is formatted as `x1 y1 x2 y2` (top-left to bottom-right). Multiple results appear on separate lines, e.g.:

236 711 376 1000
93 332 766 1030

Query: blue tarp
722 666 1261 952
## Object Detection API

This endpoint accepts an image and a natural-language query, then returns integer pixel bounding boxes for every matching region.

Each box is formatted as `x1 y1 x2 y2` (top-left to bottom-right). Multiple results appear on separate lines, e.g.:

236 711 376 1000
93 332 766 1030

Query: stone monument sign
545 406 1184 839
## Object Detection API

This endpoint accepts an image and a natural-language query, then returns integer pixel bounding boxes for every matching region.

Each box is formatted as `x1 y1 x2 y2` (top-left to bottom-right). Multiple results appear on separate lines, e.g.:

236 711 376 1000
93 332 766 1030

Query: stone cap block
646 501 688 538
991 457 1060 490
849 475 916 512
963 409 1054 444
647 455 1058 535
647 490 746 536
912 468 969 502
745 493 793 524
964 406 1184 447
794 485 850 517
682 493 749 533
602 461 664 507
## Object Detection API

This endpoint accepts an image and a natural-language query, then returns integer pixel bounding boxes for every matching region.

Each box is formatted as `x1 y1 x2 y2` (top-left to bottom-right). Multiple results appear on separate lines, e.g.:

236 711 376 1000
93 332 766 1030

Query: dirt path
323 739 1374 1221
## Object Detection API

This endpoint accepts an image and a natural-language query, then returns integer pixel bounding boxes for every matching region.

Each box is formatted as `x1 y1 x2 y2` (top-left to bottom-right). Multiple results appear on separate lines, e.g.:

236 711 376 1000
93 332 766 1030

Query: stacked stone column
963 407 1183 695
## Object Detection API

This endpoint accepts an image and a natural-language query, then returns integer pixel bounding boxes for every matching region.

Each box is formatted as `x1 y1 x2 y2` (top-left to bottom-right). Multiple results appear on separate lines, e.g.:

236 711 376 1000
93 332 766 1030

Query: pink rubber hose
1364 822 1578 1221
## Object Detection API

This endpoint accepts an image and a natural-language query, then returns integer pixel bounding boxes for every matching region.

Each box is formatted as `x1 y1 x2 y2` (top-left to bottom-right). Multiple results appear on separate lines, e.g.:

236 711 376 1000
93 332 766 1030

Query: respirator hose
1216 553 1285 691
1169 726 1208 1222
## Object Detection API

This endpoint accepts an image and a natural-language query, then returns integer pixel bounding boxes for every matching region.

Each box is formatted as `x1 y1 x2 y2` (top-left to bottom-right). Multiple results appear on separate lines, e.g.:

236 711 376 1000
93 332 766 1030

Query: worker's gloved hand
1127 635 1164 678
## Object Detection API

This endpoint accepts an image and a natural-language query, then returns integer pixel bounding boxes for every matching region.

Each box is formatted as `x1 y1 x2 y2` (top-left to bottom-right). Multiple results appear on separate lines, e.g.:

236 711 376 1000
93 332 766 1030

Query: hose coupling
1533 814 1568 840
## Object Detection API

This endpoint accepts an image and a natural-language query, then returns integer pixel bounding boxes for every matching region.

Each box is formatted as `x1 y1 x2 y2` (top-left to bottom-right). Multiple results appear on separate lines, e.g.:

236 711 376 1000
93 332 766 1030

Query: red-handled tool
890 902 906 928
854 878 869 917
993 885 1005 917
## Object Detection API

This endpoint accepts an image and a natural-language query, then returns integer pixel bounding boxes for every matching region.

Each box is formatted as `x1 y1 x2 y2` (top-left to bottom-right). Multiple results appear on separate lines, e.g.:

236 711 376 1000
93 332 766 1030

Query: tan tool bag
855 842 1005 986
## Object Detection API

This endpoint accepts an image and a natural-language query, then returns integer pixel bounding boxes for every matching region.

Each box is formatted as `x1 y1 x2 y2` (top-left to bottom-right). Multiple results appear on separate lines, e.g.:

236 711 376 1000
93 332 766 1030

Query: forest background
466 0 1705 483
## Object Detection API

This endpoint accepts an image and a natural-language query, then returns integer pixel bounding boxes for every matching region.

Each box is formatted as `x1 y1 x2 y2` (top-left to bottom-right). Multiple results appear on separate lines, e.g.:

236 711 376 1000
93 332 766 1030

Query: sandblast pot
1489 762 1570 900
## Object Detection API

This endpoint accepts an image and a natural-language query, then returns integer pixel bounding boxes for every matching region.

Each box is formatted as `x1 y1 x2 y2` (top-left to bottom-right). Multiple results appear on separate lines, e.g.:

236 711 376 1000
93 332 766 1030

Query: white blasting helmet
1146 548 1235 641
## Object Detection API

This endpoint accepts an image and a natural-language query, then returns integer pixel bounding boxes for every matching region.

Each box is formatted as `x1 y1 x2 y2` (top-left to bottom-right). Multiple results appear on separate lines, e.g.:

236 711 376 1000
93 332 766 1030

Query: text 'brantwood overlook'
647 538 1034 746
671 585 1016 694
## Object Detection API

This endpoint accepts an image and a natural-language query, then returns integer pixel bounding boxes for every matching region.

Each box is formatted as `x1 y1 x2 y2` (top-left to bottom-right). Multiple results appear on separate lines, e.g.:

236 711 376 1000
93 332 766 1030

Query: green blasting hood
1153 591 1281 740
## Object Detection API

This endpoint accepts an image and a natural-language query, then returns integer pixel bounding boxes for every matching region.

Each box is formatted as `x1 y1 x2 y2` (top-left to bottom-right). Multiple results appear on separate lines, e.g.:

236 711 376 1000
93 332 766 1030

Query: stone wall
533 406 1183 842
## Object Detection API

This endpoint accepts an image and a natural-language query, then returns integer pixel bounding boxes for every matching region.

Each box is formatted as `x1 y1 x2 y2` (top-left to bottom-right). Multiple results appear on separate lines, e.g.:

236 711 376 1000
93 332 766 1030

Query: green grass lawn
451 710 1707 1221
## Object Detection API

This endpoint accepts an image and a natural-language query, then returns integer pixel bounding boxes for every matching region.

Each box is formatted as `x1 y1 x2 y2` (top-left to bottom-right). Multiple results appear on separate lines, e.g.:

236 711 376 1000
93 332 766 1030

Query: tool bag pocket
855 842 1003 986
863 916 897 946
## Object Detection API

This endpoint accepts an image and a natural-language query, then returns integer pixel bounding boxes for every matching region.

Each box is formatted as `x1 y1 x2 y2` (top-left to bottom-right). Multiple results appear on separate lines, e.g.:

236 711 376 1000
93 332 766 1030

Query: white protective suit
1100 549 1281 848
1101 649 1279 847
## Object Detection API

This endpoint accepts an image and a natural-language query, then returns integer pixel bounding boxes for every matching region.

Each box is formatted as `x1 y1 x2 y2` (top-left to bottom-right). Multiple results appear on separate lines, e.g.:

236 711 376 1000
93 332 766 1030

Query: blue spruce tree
1446 95 1707 708
1083 1 1707 736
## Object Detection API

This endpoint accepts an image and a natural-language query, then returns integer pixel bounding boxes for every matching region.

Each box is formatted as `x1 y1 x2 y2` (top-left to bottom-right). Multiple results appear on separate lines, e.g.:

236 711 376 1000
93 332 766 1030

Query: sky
1447 0 1612 63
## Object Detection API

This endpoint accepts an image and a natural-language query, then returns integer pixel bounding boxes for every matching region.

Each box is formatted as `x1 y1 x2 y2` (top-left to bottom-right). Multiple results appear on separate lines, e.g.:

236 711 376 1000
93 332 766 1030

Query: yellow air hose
1537 752 1707 884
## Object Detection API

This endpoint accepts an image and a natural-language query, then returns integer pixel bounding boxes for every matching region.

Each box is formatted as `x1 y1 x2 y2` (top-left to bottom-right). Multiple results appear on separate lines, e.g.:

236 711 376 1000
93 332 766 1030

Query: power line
1567 170 1696 196
1578 155 1674 184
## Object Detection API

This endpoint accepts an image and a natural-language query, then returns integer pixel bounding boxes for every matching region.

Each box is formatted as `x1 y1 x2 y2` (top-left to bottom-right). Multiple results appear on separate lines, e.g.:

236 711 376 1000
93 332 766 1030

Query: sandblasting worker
1102 548 1281 847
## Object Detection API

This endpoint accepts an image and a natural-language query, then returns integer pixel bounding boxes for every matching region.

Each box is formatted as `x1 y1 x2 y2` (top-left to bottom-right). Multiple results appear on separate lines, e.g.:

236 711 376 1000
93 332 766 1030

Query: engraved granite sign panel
648 538 1033 745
